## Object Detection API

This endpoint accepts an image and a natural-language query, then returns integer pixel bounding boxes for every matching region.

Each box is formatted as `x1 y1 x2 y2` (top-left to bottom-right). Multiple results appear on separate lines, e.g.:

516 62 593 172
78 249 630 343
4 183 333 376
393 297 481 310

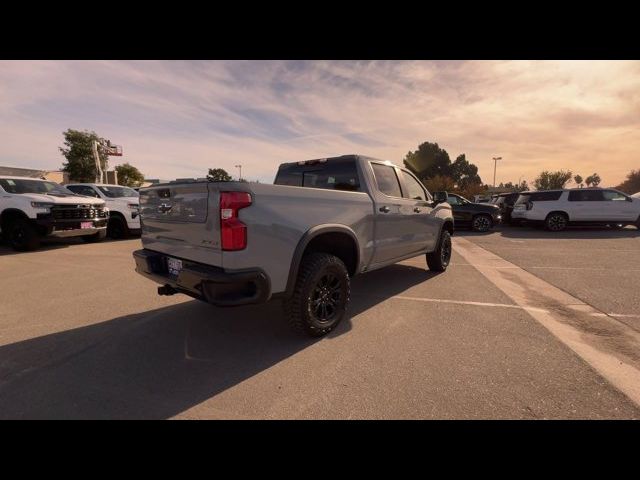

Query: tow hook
158 285 177 296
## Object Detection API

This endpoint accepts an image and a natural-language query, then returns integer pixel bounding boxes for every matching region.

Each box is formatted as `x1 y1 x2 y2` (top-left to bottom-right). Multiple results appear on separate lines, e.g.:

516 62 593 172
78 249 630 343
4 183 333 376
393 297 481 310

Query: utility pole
492 157 502 187
235 164 242 181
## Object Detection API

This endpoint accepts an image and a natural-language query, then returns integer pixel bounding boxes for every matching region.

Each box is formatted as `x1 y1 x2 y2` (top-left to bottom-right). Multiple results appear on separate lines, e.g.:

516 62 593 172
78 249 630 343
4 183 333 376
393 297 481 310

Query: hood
20 193 106 206
105 196 139 204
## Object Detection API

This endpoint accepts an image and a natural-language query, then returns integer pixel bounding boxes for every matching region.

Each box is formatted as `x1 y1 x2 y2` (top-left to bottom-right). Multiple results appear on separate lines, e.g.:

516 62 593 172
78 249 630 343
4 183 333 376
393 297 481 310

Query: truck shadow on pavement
0 263 437 419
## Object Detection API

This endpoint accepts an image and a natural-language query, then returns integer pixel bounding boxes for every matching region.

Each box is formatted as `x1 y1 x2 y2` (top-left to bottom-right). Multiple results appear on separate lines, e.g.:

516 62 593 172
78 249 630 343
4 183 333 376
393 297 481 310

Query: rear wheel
426 229 452 272
472 214 492 232
7 218 40 251
82 230 107 243
284 253 350 337
545 212 568 232
107 216 129 239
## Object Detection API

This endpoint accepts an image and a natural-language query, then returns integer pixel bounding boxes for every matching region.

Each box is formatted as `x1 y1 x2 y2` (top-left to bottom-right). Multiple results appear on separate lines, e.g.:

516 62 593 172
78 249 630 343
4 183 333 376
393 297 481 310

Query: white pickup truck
65 183 140 239
0 176 109 251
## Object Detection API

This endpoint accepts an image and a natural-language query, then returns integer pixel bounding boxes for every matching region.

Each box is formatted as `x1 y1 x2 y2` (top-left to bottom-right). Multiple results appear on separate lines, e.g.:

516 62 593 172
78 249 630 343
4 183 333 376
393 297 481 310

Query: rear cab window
274 157 361 192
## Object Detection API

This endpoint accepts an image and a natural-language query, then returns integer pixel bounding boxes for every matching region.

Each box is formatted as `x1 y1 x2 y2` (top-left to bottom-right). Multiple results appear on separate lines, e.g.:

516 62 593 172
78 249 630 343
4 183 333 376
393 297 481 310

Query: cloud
0 60 638 186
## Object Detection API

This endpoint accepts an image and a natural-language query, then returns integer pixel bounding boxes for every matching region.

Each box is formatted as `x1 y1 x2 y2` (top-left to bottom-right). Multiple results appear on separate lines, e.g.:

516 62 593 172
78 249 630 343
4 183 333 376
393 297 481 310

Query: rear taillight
220 191 252 250
526 201 533 210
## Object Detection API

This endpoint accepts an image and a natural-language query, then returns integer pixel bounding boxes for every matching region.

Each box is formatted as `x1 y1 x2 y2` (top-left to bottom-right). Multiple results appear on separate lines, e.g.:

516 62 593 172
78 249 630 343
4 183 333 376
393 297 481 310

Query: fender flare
284 224 361 297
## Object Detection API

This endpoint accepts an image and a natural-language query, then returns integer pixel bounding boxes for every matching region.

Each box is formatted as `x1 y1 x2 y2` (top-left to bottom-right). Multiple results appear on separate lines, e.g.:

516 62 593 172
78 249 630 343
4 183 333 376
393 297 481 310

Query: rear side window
371 163 402 198
274 158 361 192
568 190 604 201
528 191 563 202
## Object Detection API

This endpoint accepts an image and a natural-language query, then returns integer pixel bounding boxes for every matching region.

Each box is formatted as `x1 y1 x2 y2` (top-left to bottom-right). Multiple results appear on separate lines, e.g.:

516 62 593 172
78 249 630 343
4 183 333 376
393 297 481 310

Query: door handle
379 206 390 213
158 203 173 213
414 207 422 213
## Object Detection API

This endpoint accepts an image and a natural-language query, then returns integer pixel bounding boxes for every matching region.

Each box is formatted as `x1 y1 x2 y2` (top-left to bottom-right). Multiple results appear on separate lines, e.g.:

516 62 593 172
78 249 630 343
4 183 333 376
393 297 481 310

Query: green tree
615 169 640 194
403 142 452 180
207 168 232 182
516 180 529 192
573 174 583 188
60 129 109 183
115 163 145 187
450 154 482 188
585 173 601 187
423 174 456 194
533 170 573 190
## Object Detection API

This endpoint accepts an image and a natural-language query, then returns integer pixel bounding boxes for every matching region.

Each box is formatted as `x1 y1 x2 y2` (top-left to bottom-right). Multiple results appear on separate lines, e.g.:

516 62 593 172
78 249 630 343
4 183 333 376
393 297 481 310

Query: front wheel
107 217 130 240
426 229 452 272
284 253 350 337
472 214 493 232
7 218 41 251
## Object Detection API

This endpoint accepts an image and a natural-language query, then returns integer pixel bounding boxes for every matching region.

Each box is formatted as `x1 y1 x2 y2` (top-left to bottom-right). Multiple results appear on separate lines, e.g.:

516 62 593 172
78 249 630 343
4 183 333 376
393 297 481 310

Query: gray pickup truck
133 155 454 337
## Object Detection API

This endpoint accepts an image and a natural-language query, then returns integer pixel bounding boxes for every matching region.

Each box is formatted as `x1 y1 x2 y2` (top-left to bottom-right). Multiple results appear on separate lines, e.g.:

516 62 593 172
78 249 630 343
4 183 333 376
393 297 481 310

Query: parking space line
389 295 548 313
453 236 640 408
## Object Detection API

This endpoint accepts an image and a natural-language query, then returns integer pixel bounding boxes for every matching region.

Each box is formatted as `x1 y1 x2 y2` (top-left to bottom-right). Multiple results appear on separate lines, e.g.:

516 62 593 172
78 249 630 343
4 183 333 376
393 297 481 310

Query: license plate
80 221 93 229
167 257 183 277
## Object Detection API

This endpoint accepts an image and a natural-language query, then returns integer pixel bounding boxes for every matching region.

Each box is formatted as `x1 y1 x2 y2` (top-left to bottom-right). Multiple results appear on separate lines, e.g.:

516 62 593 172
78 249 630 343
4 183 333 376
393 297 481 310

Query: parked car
0 176 108 251
511 188 640 231
493 192 521 224
133 154 454 337
442 193 501 232
65 183 140 239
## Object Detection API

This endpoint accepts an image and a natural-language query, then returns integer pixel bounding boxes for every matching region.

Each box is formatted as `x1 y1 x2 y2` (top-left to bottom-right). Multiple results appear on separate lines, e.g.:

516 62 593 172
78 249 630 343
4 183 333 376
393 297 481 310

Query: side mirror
433 191 448 204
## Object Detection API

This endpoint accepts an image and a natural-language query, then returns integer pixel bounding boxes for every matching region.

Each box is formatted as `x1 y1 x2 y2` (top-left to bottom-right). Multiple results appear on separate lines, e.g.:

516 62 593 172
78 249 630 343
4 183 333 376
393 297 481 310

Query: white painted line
608 313 640 319
390 295 549 313
453 236 640 408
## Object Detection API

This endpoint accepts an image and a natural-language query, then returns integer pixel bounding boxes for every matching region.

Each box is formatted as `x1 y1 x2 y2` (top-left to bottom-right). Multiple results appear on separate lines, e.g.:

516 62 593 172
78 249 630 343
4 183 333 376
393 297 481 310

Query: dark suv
444 193 502 232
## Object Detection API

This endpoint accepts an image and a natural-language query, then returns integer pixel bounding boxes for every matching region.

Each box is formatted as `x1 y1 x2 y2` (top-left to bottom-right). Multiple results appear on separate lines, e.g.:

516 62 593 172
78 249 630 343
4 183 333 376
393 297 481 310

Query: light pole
492 157 502 188
235 164 242 181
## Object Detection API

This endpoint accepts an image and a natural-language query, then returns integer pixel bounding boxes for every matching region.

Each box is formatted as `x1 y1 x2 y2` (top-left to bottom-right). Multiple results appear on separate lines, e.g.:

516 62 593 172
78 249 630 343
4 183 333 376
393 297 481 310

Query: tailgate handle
158 203 173 213
379 206 390 213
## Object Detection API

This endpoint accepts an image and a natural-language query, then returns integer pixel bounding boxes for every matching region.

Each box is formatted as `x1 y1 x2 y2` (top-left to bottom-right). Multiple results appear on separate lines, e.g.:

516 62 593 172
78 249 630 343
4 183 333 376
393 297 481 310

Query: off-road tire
284 253 350 337
7 218 40 251
426 229 452 272
107 216 130 240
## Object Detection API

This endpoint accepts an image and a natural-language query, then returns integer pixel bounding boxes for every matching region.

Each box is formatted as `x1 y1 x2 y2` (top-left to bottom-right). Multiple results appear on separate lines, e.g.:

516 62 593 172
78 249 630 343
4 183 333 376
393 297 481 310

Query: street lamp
492 157 502 187
235 164 242 181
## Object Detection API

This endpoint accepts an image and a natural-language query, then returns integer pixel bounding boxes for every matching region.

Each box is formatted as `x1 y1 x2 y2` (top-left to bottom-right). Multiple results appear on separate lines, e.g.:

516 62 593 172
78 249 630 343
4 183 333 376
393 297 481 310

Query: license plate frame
167 257 183 277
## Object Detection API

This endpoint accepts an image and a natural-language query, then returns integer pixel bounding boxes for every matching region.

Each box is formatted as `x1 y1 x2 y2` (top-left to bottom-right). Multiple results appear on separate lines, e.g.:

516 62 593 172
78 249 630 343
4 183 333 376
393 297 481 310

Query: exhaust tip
158 285 177 296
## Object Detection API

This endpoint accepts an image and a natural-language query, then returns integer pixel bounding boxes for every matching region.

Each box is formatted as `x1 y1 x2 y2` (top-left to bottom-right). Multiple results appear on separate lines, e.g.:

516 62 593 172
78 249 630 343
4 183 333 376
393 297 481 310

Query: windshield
97 186 139 198
0 179 75 195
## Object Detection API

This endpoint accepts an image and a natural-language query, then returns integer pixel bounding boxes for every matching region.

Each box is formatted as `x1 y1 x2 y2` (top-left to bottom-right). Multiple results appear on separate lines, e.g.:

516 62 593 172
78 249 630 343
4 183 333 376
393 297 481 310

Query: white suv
65 183 140 239
0 176 108 251
511 188 640 231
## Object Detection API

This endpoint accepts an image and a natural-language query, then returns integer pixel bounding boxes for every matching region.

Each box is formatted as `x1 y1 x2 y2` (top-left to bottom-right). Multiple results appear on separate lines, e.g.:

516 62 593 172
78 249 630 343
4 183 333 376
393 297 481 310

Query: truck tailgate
139 182 222 266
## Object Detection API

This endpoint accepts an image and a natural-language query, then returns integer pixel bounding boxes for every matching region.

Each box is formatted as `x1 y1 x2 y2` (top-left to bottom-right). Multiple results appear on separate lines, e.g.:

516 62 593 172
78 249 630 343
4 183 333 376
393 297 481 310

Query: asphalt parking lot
1 225 639 419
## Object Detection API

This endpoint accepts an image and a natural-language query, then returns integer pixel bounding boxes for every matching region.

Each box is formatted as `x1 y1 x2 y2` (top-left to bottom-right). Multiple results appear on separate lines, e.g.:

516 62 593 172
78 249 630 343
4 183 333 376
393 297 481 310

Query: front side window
97 186 139 198
447 195 460 205
602 190 628 201
400 170 427 201
371 163 402 198
67 185 100 198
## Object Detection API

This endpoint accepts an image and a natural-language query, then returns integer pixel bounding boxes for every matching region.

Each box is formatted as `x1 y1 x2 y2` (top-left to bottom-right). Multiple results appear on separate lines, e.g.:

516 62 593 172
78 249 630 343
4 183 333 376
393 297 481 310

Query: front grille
51 205 107 220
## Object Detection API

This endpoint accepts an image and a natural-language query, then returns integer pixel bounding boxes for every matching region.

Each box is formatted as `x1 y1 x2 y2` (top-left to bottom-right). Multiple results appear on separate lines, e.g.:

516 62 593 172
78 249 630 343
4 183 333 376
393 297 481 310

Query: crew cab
0 176 109 251
65 183 140 239
511 188 640 231
443 192 501 231
133 155 454 337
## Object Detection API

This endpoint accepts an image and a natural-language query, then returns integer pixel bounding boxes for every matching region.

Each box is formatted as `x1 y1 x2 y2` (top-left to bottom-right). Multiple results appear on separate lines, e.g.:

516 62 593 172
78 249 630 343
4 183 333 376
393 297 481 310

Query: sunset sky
1 60 638 186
